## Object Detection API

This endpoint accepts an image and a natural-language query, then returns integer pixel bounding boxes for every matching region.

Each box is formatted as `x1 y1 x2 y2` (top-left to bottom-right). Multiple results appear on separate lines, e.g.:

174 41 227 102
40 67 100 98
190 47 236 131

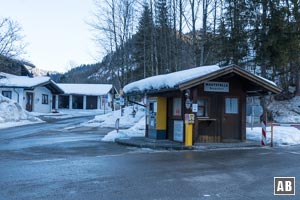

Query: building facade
124 65 281 143
54 84 116 111
0 72 63 113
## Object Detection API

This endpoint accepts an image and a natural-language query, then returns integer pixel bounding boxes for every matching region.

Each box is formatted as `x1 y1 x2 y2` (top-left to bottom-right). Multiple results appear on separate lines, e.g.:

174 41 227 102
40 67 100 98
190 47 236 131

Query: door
26 92 34 112
52 95 56 109
222 97 241 141
148 100 157 139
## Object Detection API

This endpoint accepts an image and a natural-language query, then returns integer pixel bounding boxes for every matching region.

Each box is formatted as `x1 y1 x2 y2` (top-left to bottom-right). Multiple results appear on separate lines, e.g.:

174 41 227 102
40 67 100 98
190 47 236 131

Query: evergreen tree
155 0 172 74
221 0 249 67
134 3 155 78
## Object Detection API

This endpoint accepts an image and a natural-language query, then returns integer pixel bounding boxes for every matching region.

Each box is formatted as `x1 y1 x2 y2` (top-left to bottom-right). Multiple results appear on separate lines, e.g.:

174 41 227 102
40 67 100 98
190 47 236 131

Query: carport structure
54 84 116 110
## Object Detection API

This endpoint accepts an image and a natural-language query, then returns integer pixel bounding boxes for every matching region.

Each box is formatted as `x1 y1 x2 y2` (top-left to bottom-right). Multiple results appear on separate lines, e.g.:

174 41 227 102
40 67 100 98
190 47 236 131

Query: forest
54 0 300 97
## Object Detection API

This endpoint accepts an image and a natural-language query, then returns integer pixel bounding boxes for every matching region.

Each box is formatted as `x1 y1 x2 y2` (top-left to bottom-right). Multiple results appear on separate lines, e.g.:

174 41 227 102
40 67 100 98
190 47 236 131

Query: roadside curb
115 137 193 150
115 137 262 151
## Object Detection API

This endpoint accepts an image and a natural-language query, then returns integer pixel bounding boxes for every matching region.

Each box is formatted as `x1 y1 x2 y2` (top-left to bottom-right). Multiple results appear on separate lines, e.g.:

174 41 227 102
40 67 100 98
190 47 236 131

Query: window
173 98 182 116
2 91 12 99
225 98 239 114
42 94 49 104
197 98 209 117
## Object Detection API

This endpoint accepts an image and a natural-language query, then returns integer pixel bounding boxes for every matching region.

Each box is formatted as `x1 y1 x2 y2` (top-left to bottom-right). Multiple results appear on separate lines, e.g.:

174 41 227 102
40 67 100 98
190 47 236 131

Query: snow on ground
247 126 300 146
91 103 300 146
31 109 106 119
84 105 145 128
0 94 42 129
268 96 300 123
83 105 146 141
102 116 145 142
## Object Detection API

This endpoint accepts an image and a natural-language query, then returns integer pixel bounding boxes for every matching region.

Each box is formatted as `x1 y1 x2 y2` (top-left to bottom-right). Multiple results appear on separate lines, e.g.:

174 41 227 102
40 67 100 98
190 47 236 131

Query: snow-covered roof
0 72 51 87
57 84 113 96
124 65 220 94
124 65 281 95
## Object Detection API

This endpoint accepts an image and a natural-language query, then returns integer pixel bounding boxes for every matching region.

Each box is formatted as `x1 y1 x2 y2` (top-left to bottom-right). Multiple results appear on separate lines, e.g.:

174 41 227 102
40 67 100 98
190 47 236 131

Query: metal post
115 118 120 133
271 122 274 147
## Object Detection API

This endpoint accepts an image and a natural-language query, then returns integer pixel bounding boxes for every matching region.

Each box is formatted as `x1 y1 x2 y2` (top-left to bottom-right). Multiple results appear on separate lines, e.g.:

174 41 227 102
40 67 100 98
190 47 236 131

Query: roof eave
179 66 282 94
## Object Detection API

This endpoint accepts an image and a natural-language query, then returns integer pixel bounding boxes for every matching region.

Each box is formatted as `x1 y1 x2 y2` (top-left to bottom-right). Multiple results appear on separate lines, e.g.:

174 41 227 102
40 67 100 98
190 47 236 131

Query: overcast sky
0 0 99 72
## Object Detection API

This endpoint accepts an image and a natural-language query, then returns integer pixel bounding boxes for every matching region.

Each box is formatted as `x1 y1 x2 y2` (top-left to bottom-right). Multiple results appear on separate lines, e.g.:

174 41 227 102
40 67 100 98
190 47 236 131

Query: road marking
288 151 300 155
96 153 129 158
32 158 66 163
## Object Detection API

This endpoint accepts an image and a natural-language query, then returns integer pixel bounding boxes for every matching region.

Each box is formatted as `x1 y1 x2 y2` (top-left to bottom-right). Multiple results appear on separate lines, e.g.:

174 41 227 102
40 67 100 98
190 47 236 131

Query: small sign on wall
192 104 198 112
173 120 184 142
204 81 229 92
185 114 195 124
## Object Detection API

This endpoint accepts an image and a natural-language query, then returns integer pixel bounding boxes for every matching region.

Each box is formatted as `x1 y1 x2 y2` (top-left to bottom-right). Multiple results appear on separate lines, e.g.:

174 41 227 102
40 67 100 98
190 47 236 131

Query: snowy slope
268 96 300 123
247 126 300 146
0 94 41 129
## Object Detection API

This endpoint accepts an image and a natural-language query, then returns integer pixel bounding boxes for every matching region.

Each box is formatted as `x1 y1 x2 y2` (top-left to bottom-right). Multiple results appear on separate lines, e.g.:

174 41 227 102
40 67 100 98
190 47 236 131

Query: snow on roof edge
57 83 113 96
123 65 220 94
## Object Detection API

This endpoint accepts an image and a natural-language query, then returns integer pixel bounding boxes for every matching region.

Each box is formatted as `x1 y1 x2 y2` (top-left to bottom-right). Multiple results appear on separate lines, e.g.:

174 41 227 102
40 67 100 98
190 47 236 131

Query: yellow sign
185 114 195 124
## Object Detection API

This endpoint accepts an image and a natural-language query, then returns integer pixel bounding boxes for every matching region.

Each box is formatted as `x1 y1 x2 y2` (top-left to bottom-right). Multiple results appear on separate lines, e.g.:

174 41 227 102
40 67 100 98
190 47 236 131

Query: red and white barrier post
261 120 267 146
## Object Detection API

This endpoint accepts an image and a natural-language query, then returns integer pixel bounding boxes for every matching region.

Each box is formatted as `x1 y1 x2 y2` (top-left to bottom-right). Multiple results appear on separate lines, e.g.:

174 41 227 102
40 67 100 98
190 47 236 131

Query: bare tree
89 0 137 88
185 0 201 67
0 18 26 58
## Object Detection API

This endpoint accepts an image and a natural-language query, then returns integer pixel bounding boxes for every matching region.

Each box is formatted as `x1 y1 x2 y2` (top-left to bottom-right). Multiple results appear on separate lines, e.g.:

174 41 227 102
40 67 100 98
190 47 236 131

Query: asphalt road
1 116 300 200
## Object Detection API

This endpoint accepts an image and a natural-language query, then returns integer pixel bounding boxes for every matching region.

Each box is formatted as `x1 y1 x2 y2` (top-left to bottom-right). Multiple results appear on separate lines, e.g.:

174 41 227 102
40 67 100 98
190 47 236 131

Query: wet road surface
1 116 300 199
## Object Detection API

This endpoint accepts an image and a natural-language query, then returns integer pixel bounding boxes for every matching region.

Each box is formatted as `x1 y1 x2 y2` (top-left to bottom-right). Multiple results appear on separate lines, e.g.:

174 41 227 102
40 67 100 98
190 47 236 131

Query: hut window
225 98 239 114
173 98 182 116
197 98 208 117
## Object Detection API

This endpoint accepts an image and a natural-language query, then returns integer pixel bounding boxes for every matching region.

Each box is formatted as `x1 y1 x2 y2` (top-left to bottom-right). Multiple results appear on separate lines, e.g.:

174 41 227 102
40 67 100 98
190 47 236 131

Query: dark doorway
222 97 241 141
59 95 69 109
72 95 83 109
26 92 34 112
86 96 97 109
52 95 56 109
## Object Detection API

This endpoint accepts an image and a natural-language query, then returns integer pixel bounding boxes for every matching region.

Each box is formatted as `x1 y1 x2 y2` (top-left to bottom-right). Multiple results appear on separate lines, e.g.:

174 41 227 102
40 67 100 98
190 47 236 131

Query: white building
0 72 63 113
55 84 116 111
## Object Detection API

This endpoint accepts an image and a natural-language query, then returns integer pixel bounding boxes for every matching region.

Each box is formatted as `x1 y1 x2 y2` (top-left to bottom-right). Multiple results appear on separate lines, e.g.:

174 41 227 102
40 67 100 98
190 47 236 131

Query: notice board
173 120 184 142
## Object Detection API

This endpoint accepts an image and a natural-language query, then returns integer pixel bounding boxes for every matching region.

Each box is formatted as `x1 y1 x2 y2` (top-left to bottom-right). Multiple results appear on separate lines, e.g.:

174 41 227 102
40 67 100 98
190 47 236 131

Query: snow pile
0 94 41 129
268 96 300 123
102 116 145 142
247 126 300 146
84 105 146 142
85 105 145 128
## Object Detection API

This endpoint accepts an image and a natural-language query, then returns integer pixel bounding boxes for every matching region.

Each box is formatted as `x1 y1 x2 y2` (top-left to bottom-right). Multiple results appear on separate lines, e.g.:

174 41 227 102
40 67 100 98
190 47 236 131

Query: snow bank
84 105 146 142
268 96 300 123
102 116 145 142
247 126 300 146
0 94 41 129
85 105 145 128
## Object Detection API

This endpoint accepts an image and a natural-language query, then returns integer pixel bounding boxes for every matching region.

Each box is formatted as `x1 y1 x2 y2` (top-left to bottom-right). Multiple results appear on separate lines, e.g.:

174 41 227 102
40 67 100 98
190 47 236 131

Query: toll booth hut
123 65 281 144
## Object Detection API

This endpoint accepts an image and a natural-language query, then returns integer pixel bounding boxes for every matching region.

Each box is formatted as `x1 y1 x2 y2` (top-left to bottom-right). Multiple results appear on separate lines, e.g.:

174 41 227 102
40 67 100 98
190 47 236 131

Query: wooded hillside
58 0 300 95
